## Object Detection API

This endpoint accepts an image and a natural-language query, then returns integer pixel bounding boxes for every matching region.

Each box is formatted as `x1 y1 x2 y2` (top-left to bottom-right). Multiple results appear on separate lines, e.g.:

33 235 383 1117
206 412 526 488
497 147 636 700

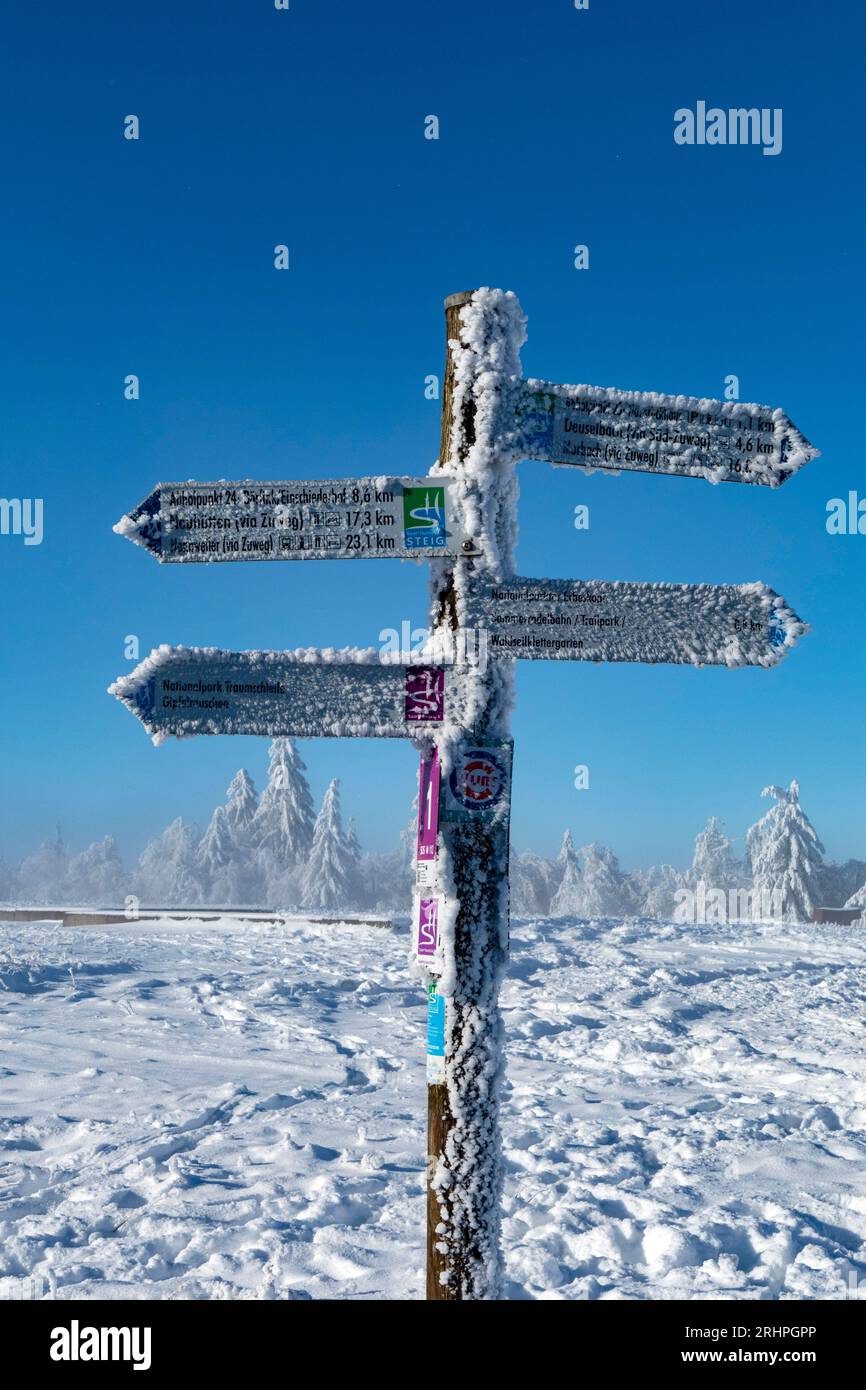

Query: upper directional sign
109 647 467 743
468 577 806 667
114 476 467 563
515 379 819 486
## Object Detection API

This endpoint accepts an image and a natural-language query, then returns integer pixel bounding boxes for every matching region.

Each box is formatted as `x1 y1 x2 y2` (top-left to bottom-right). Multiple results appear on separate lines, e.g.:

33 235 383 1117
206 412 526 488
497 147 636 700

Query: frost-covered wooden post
111 283 818 1304
424 289 524 1300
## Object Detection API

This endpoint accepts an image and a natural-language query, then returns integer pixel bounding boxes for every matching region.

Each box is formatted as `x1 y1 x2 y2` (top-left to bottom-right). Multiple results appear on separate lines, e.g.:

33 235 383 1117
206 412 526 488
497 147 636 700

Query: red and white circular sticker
449 748 507 811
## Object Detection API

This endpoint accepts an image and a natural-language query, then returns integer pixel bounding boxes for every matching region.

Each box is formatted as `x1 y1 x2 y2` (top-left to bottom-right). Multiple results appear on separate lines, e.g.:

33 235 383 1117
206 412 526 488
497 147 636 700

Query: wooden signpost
112 287 817 1301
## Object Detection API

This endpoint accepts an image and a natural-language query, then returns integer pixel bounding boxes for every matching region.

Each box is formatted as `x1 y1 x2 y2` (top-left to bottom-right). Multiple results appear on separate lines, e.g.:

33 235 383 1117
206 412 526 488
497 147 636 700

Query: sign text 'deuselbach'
516 380 818 486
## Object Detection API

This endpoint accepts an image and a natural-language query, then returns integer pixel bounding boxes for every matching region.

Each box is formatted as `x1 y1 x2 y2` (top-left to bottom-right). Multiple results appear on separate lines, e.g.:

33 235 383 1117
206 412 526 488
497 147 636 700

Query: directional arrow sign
468 577 806 666
110 647 469 743
515 379 818 486
114 477 468 563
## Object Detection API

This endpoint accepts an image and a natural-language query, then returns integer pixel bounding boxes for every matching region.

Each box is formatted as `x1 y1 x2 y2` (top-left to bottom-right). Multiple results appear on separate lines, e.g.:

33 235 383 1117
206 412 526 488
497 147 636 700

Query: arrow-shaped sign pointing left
114 476 468 563
109 647 472 744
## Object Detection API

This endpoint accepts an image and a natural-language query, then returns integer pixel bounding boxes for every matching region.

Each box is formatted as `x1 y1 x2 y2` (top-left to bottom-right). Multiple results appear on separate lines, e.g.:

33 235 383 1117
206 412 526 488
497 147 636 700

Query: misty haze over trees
2 743 864 925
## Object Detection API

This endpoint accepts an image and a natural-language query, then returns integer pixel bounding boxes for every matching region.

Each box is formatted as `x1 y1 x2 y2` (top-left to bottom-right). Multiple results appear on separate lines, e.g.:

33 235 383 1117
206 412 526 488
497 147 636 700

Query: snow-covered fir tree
691 816 741 891
344 817 365 907
555 840 636 919
549 831 582 916
0 857 17 902
18 828 68 904
633 863 685 921
65 835 127 906
510 848 559 917
301 779 356 911
824 858 866 909
250 740 315 870
745 780 825 923
224 769 258 833
135 817 203 906
844 878 866 918
199 803 265 906
196 805 241 904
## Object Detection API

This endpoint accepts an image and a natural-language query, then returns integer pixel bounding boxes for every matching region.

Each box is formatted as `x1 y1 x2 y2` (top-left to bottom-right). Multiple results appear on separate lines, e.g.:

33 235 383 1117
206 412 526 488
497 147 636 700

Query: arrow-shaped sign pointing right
516 379 819 485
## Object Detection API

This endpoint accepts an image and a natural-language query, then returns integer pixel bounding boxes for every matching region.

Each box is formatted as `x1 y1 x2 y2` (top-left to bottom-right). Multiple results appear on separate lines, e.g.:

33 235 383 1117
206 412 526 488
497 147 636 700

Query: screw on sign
109 287 817 1301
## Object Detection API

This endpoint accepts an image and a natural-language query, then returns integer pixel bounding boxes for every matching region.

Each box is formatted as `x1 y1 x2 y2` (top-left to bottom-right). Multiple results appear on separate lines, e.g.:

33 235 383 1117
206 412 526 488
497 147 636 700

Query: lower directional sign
110 648 465 743
114 476 467 562
515 379 818 486
469 577 806 667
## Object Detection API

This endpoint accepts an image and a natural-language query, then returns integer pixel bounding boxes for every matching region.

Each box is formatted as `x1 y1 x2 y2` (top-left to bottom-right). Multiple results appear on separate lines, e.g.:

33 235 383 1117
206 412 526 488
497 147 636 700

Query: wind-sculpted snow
2 912 865 1300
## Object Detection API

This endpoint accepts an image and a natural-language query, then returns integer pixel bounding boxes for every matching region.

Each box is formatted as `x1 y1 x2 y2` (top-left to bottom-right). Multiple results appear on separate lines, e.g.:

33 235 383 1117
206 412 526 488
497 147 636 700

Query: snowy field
2 912 866 1301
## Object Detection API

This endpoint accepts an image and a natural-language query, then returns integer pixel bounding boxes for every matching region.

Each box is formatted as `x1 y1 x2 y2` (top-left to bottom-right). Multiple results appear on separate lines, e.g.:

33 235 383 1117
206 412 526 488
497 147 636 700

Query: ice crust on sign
109 645 473 746
424 289 526 1299
113 476 465 564
517 377 819 486
468 577 806 667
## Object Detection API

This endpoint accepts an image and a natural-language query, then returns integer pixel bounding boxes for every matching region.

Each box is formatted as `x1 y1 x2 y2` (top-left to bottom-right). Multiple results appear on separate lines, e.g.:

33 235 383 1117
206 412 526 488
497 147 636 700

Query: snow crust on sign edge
108 643 401 746
522 375 820 485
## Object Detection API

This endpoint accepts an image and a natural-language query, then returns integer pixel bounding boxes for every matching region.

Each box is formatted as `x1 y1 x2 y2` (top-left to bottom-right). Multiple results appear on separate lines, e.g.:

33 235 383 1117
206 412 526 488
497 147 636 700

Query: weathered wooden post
425 289 522 1300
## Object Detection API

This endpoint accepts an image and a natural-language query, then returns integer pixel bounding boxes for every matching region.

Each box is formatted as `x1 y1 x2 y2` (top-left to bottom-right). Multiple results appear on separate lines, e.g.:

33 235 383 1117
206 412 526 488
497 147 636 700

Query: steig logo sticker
402 485 447 550
448 747 507 813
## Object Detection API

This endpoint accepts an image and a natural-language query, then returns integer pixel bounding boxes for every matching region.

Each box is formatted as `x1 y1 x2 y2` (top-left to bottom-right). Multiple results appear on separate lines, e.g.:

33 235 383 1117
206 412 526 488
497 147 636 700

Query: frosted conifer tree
344 817 365 907
195 811 234 895
18 829 68 904
225 769 258 832
635 863 685 921
844 878 866 918
692 816 740 891
0 857 16 903
65 835 127 906
200 803 264 906
745 781 825 923
250 739 315 868
549 830 582 916
510 848 557 917
301 779 355 911
558 841 636 919
135 817 203 906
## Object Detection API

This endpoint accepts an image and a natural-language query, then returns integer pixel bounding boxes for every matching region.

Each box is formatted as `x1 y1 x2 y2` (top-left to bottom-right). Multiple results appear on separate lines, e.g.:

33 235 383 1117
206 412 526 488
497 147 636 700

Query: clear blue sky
1 0 863 872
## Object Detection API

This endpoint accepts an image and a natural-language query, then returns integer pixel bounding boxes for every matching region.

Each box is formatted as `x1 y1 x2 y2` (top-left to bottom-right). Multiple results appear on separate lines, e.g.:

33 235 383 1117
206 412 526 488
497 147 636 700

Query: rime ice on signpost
422 290 525 1300
111 286 817 1302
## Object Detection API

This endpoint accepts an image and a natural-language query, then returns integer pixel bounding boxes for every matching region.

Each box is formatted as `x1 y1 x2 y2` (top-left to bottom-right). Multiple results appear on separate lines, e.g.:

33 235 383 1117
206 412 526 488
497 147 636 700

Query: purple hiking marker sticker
404 666 445 722
417 750 440 862
415 897 440 959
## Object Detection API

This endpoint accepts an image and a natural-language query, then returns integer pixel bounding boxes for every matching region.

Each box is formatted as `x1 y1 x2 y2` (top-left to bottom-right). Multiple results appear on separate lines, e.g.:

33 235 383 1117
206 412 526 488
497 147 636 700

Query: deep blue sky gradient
1 1 863 870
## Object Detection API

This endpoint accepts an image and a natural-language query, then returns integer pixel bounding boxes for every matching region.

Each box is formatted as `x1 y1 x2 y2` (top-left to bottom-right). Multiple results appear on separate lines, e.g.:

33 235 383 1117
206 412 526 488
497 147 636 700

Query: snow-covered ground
1 912 865 1300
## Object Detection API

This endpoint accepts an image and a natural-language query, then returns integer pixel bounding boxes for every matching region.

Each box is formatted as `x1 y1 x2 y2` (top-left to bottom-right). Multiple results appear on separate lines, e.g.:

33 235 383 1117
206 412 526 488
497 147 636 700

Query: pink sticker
405 667 445 722
417 750 440 862
416 897 439 958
